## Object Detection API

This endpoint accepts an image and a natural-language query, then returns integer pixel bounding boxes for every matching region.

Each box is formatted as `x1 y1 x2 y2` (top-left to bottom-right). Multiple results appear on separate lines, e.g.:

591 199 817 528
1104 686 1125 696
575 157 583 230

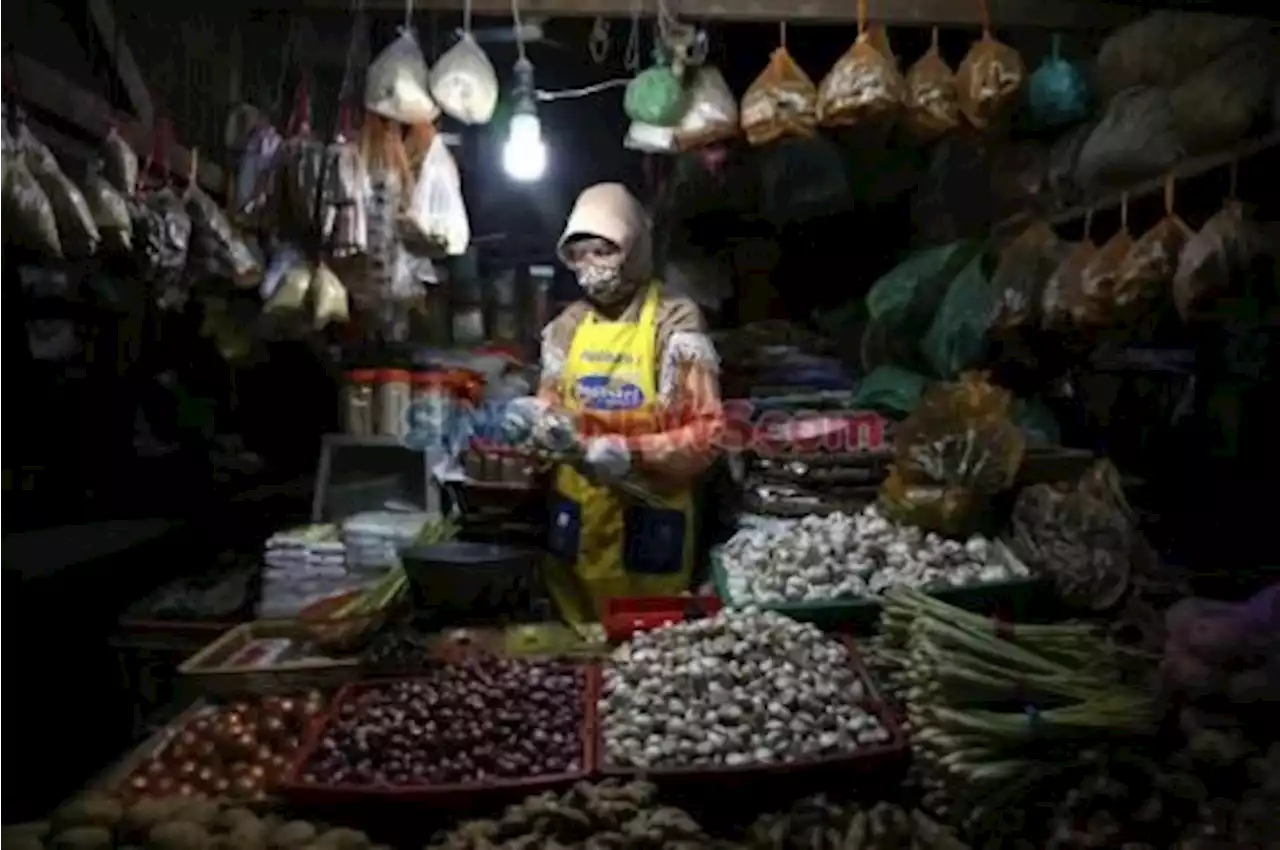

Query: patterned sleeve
536 303 588 406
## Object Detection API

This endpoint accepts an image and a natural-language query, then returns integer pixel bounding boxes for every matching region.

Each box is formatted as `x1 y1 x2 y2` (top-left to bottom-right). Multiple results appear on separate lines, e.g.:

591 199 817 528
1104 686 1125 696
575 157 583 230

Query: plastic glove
500 396 551 444
583 435 631 480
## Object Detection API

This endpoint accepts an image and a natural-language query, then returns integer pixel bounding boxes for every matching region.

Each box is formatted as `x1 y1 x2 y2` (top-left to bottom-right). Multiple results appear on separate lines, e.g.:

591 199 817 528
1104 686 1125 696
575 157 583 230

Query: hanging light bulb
502 57 546 182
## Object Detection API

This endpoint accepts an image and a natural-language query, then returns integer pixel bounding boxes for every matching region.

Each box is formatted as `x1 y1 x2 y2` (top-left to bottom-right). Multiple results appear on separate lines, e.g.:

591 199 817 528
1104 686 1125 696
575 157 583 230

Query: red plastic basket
597 637 907 784
278 663 600 805
602 595 724 642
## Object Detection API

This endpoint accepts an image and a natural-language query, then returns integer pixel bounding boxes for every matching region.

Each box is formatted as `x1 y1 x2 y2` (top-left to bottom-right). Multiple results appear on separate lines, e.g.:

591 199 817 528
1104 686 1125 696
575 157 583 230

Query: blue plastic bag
1028 34 1090 129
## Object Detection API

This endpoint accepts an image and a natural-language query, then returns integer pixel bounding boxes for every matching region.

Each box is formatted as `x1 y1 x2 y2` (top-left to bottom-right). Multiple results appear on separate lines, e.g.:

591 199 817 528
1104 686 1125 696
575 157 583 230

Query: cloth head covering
557 183 653 284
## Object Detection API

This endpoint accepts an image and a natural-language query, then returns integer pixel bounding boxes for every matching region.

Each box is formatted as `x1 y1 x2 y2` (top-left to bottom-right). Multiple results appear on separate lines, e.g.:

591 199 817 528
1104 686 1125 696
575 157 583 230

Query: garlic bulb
601 609 890 769
720 504 1024 604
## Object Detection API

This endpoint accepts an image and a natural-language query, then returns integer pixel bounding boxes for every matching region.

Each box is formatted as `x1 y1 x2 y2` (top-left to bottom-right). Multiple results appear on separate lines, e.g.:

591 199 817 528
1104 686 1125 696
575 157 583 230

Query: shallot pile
720 506 1023 604
300 659 586 787
601 610 892 769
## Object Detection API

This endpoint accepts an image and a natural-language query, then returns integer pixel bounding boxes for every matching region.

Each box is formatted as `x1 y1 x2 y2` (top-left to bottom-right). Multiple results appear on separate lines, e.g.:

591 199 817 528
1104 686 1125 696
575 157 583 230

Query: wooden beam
85 0 154 127
2 52 223 194
296 0 1138 28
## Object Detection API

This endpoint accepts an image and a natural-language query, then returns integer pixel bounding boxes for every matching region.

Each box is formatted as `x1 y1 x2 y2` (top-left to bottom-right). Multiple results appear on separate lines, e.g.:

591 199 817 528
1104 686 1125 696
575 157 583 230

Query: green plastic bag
921 248 998 379
851 366 929 417
625 56 688 127
1028 34 1090 129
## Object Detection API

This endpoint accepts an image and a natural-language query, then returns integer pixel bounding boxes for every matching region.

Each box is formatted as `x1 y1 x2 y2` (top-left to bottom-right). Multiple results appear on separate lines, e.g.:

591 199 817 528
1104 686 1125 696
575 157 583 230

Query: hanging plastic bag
403 134 470 256
1042 210 1097 328
22 128 100 257
673 66 739 150
954 12 1026 130
311 263 351 329
624 121 678 154
324 119 368 258
233 122 282 227
260 243 306 301
82 162 133 253
279 82 330 238
265 257 313 313
1170 34 1277 154
625 50 689 127
429 33 498 125
365 28 440 125
741 46 818 146
1114 176 1193 317
102 126 139 197
1075 87 1183 192
1076 196 1134 325
2 141 62 257
920 247 996 379
817 0 906 128
991 221 1068 330
186 155 263 288
1028 34 1090 129
904 27 960 140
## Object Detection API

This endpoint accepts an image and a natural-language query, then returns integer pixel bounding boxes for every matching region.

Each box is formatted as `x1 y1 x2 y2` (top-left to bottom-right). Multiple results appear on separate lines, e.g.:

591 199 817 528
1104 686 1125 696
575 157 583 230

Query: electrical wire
535 78 630 101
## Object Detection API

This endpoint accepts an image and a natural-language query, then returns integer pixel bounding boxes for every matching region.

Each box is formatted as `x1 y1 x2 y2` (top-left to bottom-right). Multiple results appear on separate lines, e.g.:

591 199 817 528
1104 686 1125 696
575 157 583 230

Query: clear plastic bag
2 146 62 257
324 138 368 258
991 221 1067 330
429 33 498 125
624 121 678 154
186 181 263 288
1042 212 1097 328
1076 199 1134 325
260 243 306 301
1173 183 1272 320
673 66 739 150
232 123 281 227
740 47 818 146
365 28 440 125
265 257 313 313
102 126 139 197
82 163 133 253
22 129 100 257
1114 177 1193 316
403 134 469 256
955 28 1026 129
904 27 960 140
311 263 351 329
817 3 906 128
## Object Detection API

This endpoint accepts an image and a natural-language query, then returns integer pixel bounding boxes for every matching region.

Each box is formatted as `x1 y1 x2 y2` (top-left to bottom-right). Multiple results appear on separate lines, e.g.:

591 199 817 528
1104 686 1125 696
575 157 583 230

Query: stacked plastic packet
342 510 431 573
259 524 363 619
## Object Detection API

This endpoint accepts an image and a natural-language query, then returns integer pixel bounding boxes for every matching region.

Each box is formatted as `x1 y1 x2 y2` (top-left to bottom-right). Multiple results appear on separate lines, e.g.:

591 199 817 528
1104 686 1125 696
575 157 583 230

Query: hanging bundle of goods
131 121 195 309
184 150 263 290
740 33 818 146
952 1 1025 129
428 24 499 126
13 121 101 258
1041 210 1097 328
81 158 133 253
1074 195 1135 326
673 65 739 150
1027 33 1090 129
1110 176 1193 321
817 0 906 129
989 220 1070 331
904 28 961 141
2 108 64 257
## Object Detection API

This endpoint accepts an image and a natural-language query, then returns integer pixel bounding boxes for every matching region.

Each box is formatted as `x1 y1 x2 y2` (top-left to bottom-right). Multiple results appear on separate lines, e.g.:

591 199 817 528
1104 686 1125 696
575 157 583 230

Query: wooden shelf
997 130 1280 236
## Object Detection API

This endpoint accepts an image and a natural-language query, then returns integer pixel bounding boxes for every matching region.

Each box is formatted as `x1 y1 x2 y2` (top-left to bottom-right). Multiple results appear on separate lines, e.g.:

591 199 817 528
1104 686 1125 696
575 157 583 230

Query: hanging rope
779 20 787 47
588 17 609 63
461 0 473 34
511 0 527 61
624 0 642 72
404 0 414 31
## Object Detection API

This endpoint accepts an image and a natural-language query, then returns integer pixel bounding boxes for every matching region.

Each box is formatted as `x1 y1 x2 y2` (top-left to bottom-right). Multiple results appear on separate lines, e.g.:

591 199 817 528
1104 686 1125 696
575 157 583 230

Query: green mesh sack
921 247 998 379
625 56 689 127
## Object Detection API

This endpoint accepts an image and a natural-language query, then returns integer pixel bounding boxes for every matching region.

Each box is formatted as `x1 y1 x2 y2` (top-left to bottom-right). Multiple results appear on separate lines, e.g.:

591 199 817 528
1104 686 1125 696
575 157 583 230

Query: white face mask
576 262 633 305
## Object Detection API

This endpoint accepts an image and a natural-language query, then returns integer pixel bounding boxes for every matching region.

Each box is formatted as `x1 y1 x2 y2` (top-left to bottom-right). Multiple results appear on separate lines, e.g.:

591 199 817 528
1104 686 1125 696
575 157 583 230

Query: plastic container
409 371 455 453
711 541 1056 633
597 637 907 786
401 541 540 627
603 595 723 642
342 369 378 436
279 665 599 806
375 369 412 439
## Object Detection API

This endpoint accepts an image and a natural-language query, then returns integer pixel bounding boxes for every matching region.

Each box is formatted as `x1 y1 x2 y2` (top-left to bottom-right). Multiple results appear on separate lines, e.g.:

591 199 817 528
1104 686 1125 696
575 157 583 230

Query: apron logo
575 375 645 410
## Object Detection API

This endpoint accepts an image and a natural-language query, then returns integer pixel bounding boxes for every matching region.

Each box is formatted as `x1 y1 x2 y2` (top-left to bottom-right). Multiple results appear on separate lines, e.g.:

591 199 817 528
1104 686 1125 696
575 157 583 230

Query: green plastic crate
710 540 1057 633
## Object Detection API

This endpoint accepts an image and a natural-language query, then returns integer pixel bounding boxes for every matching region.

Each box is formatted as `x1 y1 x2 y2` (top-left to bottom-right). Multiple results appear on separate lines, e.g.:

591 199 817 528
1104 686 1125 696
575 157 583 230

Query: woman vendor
505 182 724 625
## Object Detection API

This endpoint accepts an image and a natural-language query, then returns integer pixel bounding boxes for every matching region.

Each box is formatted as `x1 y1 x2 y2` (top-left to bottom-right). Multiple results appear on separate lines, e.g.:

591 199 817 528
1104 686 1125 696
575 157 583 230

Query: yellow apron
546 283 696 625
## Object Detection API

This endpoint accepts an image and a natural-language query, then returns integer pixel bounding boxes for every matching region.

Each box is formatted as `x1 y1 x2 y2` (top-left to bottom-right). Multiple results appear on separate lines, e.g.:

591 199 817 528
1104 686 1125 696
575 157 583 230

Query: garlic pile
601 609 892 769
720 505 1025 604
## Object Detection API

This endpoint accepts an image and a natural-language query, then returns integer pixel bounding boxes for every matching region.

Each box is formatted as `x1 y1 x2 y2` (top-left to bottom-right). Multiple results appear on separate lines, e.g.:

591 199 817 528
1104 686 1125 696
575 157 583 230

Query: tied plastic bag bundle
1173 167 1275 320
740 46 819 146
1114 176 1193 318
1028 33 1090 129
1042 210 1097 328
817 0 906 128
311 262 351 329
624 50 689 127
232 122 282 228
21 127 100 257
920 245 995 378
365 27 440 125
185 158 263 288
278 86 330 238
673 66 739 150
1094 12 1257 102
991 221 1069 331
1170 34 1278 154
132 188 192 308
323 126 368 258
2 117 62 257
904 27 960 141
1012 460 1137 611
1076 86 1184 191
878 372 1026 536
263 250 313 313
429 32 498 125
82 160 133 253
102 126 139 197
403 133 470 257
954 13 1025 130
1075 197 1134 325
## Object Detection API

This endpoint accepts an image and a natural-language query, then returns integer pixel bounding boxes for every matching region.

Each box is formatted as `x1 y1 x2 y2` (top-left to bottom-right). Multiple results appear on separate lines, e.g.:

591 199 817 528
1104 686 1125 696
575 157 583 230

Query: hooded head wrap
557 183 653 303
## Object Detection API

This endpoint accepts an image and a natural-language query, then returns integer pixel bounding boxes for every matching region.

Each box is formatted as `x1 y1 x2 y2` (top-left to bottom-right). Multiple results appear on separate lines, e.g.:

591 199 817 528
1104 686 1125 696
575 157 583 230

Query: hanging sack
404 134 470 257
82 161 133 253
904 27 960 140
1075 196 1134 325
1028 33 1090 129
1170 34 1277 154
991 221 1068 331
954 6 1025 130
741 46 818 146
2 123 62 257
1075 87 1183 191
1041 210 1097 328
311 263 351 329
673 66 739 150
1114 176 1193 317
22 128 100 257
1095 12 1257 102
265 256 313 313
625 51 689 127
818 1 905 128
429 32 498 125
102 126 139 197
185 152 263 289
365 28 440 125
324 115 368 258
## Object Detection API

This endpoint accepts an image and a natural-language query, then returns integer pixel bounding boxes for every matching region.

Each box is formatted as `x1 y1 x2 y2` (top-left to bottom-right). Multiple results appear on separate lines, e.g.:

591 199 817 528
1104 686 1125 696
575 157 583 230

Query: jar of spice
376 369 412 439
342 369 378 436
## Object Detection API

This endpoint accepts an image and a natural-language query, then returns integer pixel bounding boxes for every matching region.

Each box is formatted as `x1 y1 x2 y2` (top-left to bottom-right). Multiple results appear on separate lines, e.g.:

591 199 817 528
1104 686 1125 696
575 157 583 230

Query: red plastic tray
278 663 600 805
597 637 907 783
603 595 724 642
